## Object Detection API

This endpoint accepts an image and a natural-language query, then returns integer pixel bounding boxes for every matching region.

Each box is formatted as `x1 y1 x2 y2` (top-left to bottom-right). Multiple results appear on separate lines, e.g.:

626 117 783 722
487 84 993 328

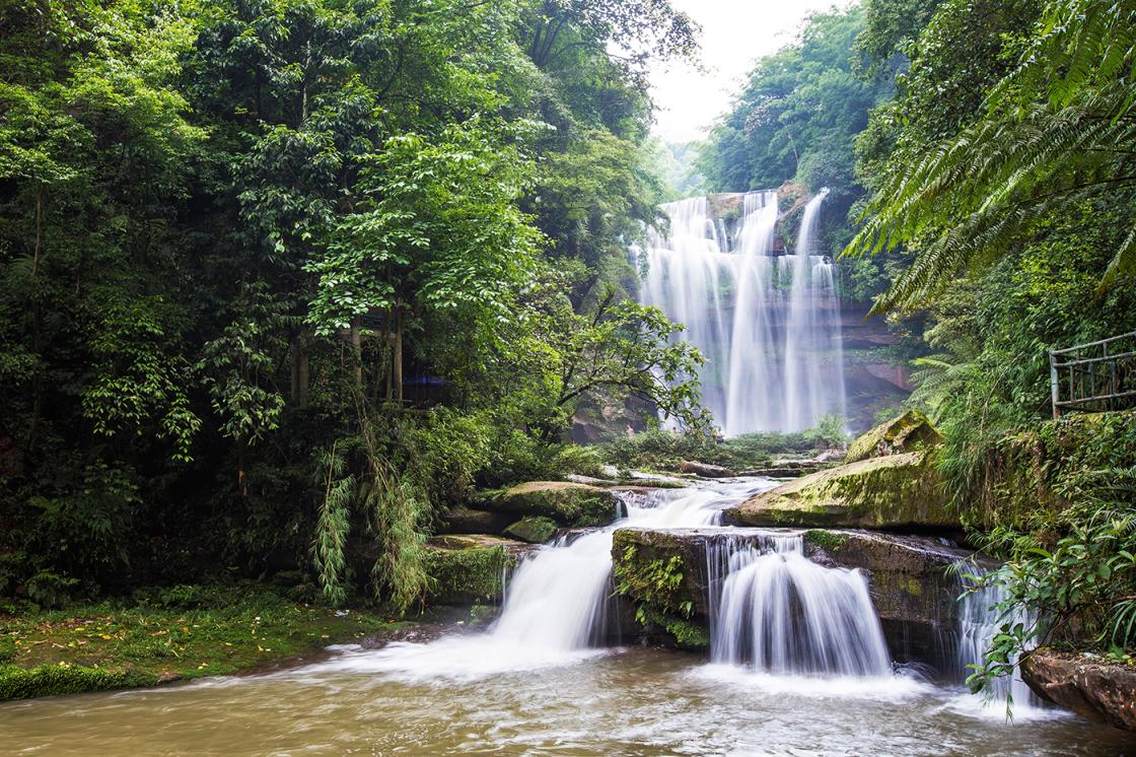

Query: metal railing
1049 331 1136 418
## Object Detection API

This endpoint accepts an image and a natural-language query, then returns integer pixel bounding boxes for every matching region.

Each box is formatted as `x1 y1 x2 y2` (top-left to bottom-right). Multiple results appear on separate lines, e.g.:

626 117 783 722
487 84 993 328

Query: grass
0 583 408 702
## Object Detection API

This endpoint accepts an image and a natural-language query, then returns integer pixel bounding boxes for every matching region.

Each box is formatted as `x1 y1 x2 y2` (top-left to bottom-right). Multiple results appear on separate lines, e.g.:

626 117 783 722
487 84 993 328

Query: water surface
1 646 1129 756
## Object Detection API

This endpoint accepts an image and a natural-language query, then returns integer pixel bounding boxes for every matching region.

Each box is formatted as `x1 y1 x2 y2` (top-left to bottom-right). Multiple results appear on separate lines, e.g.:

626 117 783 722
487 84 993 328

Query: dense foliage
848 0 1136 687
0 0 707 610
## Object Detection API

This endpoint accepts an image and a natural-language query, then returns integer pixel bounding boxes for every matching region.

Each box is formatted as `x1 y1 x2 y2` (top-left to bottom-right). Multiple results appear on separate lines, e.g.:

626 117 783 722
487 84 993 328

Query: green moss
0 663 153 701
0 585 403 702
634 606 709 650
804 529 849 552
423 544 509 605
503 516 558 544
613 545 692 618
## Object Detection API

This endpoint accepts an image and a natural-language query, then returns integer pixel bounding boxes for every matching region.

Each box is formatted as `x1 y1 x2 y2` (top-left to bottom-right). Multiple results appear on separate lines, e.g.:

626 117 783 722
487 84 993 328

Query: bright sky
649 0 855 143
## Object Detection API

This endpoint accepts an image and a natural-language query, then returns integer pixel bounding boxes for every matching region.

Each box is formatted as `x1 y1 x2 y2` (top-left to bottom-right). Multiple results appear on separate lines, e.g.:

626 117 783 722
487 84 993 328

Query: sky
649 0 854 143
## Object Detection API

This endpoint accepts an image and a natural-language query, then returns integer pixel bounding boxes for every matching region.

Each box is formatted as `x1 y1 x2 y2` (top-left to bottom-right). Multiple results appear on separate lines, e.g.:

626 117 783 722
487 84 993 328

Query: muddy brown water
1 645 1131 756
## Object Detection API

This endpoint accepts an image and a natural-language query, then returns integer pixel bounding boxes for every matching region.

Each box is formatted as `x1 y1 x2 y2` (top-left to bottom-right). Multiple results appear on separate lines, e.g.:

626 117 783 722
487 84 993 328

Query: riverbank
0 584 411 702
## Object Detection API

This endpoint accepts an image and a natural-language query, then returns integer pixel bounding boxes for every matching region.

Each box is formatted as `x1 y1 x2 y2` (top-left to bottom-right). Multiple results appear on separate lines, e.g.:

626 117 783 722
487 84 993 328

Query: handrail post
1049 349 1060 419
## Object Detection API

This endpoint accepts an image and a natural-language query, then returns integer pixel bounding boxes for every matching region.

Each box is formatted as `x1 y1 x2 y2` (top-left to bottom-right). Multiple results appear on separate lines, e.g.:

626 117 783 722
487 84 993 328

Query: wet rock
678 461 736 478
739 460 826 478
423 534 537 605
723 452 957 530
481 481 621 528
503 516 559 544
801 529 977 667
611 528 716 650
1021 649 1136 731
845 409 942 463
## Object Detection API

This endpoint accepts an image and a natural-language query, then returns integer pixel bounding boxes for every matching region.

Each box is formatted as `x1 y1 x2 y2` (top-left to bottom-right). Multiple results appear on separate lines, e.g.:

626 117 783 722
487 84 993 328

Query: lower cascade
477 480 762 655
708 534 892 676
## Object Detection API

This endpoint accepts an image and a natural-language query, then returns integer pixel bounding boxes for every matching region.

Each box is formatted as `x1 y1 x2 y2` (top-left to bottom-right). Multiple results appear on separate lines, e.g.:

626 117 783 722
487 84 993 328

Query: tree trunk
350 317 363 395
292 331 310 408
393 307 403 404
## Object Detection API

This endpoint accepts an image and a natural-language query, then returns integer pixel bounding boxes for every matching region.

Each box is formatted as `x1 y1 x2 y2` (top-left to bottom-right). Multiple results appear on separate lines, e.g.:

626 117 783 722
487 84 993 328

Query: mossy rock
483 481 621 528
441 507 512 535
611 528 714 650
503 516 559 544
423 535 534 605
845 409 942 463
724 451 957 530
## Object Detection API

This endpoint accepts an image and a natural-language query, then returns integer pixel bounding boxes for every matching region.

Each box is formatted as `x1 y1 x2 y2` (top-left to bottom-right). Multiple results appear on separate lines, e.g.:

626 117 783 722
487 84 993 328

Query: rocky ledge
441 481 623 543
723 452 958 531
1021 649 1136 731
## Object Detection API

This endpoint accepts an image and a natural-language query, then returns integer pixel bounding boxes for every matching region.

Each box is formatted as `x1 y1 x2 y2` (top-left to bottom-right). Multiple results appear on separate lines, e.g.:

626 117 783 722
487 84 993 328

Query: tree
845 0 1136 311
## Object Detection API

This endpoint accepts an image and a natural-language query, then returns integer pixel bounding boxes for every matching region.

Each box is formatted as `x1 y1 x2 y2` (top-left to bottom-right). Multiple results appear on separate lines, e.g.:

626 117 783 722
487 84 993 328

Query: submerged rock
1021 649 1136 731
483 481 621 528
723 452 957 530
845 409 942 463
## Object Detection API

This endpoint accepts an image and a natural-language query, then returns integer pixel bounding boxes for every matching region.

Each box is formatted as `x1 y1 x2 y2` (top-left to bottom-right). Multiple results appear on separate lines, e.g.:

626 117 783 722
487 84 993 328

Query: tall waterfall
707 534 892 676
642 190 846 435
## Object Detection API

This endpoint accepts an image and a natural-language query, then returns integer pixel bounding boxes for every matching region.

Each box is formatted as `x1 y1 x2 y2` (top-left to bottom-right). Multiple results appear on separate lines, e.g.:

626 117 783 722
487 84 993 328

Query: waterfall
724 191 783 435
957 581 1044 711
783 190 846 431
708 533 893 676
642 189 846 435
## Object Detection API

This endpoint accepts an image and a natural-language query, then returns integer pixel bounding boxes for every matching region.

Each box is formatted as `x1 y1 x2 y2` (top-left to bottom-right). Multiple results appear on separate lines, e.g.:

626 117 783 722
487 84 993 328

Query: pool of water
1 644 1130 755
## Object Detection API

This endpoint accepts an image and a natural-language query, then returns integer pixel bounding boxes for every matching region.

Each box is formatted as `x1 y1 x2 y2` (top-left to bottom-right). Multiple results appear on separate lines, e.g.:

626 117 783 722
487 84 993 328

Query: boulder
423 535 537 605
1021 649 1136 731
845 409 942 463
723 451 958 531
503 516 559 544
482 481 621 527
678 461 736 478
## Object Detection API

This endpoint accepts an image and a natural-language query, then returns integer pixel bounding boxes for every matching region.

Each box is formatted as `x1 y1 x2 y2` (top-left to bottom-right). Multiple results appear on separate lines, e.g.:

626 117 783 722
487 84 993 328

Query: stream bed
1 645 1130 755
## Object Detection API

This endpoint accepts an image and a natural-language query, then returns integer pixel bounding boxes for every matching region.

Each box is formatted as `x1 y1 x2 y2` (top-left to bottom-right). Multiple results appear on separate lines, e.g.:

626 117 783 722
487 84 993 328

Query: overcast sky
649 0 855 143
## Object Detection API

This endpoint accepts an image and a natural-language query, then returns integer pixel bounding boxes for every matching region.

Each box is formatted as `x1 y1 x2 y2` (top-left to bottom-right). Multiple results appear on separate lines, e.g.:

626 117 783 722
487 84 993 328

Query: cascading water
642 189 847 435
341 478 778 679
957 580 1044 712
706 533 892 676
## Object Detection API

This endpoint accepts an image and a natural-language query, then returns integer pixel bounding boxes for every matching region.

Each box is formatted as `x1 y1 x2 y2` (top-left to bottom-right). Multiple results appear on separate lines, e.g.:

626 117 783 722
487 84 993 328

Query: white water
642 190 847 434
707 533 893 676
955 580 1047 717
